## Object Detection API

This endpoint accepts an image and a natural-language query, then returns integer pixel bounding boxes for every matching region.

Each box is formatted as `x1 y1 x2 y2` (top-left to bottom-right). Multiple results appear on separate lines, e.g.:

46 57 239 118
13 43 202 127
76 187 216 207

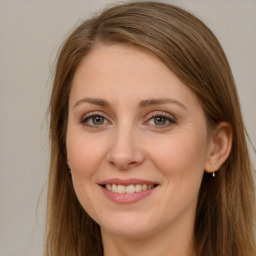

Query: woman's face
66 44 212 238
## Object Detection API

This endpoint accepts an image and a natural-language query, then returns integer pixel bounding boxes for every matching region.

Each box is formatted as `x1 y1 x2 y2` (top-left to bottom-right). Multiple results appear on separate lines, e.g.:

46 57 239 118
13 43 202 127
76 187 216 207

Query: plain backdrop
0 0 255 255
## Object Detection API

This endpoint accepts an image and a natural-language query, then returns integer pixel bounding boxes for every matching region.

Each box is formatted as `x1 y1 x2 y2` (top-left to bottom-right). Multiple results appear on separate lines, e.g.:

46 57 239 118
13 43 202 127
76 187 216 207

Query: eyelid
80 111 112 126
144 111 177 127
145 111 176 120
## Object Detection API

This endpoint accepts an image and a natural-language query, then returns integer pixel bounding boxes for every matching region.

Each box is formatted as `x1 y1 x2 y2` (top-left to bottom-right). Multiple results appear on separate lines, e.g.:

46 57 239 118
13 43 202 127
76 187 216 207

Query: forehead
70 44 202 112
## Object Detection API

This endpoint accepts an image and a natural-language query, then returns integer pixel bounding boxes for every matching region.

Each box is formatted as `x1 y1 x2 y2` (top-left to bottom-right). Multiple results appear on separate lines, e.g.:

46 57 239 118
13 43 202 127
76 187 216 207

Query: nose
106 125 145 170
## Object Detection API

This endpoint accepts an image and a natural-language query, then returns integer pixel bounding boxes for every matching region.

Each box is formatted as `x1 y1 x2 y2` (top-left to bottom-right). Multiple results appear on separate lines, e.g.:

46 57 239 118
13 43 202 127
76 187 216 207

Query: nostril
107 156 142 170
128 161 137 166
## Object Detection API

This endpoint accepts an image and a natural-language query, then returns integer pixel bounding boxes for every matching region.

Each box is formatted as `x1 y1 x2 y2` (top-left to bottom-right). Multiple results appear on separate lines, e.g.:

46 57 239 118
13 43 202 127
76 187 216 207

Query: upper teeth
105 184 154 194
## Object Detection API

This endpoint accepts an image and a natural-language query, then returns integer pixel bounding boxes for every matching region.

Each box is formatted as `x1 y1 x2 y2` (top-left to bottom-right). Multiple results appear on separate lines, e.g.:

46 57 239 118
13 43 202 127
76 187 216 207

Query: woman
45 1 255 256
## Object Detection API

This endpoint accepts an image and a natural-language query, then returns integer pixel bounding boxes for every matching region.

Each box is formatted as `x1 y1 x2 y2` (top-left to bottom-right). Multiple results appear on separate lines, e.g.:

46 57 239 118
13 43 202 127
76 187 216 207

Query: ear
204 122 233 174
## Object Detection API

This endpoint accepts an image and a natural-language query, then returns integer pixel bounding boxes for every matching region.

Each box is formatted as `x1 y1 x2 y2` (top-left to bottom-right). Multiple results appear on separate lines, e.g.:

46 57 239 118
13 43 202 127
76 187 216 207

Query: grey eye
82 115 108 126
91 116 105 125
153 116 167 125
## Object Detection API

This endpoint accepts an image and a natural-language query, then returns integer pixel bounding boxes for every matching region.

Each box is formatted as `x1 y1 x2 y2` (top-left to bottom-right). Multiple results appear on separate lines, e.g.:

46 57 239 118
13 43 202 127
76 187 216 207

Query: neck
101 212 195 256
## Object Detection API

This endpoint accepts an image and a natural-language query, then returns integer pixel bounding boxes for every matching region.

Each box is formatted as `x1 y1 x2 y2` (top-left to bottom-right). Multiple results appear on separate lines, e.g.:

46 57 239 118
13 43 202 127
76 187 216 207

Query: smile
104 184 156 194
99 179 159 204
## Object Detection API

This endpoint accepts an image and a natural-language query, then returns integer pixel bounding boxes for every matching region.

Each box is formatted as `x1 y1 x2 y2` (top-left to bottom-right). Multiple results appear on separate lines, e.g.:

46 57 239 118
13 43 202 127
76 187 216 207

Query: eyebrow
73 97 110 109
73 97 187 110
139 98 187 110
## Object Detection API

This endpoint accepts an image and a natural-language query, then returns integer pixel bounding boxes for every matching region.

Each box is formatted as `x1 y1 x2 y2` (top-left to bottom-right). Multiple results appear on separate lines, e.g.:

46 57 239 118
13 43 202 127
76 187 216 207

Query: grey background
0 0 255 255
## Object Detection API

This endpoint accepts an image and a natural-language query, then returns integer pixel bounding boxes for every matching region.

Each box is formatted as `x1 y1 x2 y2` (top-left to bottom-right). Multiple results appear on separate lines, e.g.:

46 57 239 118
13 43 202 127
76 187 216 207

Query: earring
212 159 218 177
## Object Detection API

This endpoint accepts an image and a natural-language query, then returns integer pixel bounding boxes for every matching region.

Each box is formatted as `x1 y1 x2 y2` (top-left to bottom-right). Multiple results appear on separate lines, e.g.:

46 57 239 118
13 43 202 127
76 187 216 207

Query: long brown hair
45 2 255 255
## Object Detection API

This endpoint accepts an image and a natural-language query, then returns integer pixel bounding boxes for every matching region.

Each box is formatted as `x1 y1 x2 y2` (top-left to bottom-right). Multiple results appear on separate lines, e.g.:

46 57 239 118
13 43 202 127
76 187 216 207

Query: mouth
98 179 159 204
101 183 158 194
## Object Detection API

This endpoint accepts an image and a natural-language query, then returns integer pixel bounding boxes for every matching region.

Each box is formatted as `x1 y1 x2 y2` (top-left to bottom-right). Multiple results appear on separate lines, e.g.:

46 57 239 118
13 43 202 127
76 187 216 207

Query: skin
66 44 232 256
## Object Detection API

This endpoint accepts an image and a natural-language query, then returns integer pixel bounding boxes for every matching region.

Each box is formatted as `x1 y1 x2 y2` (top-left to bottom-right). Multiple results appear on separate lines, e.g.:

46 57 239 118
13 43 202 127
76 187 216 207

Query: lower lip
100 186 156 204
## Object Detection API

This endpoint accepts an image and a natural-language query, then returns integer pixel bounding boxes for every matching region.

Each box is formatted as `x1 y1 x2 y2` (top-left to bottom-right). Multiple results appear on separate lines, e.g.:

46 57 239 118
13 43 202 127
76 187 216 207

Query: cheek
147 132 207 218
148 132 208 177
66 132 105 216
66 132 106 178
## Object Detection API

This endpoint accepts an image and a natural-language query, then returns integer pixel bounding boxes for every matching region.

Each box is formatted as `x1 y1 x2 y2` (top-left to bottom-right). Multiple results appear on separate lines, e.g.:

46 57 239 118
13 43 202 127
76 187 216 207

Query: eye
152 116 168 125
81 113 110 127
146 112 176 127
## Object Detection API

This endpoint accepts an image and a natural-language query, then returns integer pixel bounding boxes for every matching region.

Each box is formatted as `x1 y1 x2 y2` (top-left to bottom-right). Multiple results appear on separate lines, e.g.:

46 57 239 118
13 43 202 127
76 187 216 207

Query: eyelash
80 111 176 128
80 112 110 128
145 112 176 128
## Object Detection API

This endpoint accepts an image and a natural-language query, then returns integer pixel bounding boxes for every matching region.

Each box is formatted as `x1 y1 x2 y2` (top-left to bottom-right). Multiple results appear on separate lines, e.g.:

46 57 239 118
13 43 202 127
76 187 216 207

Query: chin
99 212 159 238
102 224 156 239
